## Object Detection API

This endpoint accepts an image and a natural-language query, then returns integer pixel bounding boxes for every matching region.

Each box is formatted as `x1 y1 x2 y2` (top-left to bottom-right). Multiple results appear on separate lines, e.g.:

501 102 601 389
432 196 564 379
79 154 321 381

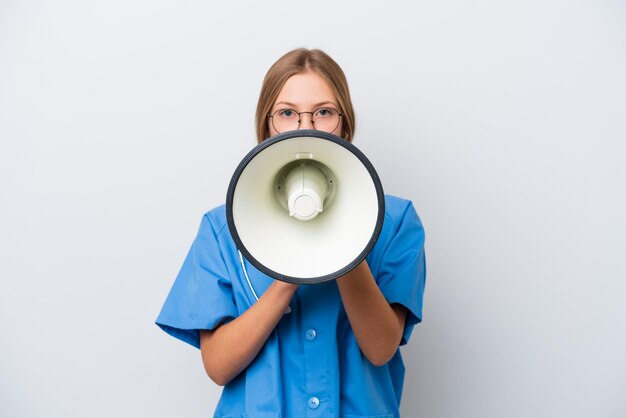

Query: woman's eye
315 108 336 118
278 109 296 119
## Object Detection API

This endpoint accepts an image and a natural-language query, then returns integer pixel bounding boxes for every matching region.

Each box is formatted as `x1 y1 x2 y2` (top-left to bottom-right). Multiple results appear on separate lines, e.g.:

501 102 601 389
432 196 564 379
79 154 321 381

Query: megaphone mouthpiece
285 163 328 221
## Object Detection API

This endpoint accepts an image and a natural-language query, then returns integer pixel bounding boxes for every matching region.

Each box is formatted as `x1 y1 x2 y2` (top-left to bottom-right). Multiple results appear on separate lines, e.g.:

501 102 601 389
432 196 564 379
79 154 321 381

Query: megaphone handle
238 250 291 314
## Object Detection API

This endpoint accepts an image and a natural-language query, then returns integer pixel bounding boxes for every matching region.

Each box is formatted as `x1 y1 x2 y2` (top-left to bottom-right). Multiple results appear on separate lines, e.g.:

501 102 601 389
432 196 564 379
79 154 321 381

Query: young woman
156 48 426 418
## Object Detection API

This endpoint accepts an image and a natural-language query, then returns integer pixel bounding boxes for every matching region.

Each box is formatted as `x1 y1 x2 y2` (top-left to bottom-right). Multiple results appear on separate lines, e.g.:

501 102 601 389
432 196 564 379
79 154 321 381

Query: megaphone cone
226 130 384 284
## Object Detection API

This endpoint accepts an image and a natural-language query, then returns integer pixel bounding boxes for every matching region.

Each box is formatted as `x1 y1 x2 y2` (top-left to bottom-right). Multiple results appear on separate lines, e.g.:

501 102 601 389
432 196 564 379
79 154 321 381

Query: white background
1 1 625 417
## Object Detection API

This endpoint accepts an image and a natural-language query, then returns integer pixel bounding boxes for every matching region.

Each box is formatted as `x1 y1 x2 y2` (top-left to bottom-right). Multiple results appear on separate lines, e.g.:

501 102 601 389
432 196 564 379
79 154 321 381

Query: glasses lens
312 108 340 133
271 109 300 133
270 108 342 134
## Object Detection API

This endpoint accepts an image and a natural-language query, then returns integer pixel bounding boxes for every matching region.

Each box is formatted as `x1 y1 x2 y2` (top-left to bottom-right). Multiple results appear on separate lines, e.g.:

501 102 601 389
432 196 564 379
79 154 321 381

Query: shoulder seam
214 217 228 236
204 208 228 237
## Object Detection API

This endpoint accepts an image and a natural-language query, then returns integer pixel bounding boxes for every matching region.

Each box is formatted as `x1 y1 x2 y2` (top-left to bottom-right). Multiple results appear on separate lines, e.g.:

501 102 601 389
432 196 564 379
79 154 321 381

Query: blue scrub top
156 194 426 418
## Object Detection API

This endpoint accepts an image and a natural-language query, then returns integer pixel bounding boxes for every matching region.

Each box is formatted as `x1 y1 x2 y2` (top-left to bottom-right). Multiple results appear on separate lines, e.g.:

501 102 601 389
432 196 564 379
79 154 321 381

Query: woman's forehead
274 71 338 108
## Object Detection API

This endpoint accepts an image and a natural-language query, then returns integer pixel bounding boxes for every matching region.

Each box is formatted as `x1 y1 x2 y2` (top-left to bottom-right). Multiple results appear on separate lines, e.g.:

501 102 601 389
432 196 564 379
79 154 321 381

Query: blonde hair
255 48 355 143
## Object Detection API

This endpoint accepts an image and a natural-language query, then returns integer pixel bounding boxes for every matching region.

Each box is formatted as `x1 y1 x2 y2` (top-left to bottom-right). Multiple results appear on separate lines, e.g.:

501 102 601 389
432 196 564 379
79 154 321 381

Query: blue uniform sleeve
155 214 238 349
376 201 426 345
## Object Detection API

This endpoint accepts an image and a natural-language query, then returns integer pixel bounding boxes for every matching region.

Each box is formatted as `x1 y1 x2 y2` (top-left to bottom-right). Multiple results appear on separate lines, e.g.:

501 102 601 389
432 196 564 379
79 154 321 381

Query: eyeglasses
268 108 343 134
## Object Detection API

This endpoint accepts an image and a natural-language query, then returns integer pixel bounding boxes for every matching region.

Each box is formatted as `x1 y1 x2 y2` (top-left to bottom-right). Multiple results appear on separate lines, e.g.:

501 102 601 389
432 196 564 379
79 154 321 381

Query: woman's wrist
264 280 299 308
336 260 368 286
269 280 299 295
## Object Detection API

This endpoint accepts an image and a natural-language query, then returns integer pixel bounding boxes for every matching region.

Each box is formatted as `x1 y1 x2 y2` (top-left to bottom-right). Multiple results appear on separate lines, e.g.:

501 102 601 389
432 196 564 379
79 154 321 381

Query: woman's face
268 70 342 137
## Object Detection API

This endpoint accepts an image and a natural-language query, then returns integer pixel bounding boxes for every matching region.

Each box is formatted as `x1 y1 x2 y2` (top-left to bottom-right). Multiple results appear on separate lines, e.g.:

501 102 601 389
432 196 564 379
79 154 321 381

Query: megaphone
226 130 384 284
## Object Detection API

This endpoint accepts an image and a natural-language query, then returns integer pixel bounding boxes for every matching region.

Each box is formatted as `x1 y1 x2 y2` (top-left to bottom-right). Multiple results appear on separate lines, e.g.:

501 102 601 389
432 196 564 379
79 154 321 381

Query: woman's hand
271 280 300 292
199 280 298 386
336 261 407 366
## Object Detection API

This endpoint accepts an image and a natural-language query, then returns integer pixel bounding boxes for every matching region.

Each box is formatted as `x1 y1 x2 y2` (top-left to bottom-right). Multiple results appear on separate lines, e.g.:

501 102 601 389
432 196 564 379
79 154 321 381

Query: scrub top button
305 329 317 341
308 396 320 409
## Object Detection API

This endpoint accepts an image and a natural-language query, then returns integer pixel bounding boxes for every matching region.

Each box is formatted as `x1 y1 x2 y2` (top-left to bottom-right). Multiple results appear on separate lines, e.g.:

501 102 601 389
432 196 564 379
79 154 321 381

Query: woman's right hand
199 277 298 386
271 279 299 293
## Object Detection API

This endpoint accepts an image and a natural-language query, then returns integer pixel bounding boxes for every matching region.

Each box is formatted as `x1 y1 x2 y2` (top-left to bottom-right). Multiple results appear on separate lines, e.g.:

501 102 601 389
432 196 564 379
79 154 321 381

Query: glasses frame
267 108 344 135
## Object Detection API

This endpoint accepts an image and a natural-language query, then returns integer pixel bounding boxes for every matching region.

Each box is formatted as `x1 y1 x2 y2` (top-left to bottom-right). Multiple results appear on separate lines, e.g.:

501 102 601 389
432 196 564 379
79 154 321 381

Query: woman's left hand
336 261 407 366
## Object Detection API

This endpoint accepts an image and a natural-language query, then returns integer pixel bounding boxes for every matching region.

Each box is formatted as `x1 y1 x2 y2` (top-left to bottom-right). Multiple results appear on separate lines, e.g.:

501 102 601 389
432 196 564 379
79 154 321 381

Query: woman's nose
298 113 314 130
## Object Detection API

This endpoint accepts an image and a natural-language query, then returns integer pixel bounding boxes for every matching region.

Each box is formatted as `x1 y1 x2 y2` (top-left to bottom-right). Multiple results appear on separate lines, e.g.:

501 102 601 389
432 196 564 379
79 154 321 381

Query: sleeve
376 201 426 346
155 214 239 349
